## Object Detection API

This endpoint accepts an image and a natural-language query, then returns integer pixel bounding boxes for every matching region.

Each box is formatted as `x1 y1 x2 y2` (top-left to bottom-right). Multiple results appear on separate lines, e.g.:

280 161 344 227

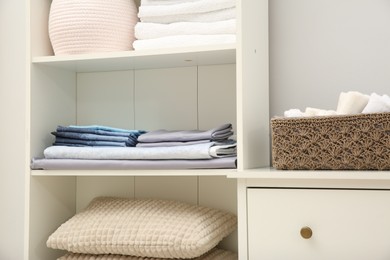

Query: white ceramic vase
48 0 138 55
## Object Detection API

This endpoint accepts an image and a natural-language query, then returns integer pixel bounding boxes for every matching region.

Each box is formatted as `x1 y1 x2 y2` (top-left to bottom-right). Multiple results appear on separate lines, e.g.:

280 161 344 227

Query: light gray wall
0 0 26 259
1 0 390 257
270 0 390 117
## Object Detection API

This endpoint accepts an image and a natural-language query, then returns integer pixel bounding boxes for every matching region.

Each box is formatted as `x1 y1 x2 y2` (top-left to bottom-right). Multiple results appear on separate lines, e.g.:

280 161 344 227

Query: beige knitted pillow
57 248 238 260
47 197 237 259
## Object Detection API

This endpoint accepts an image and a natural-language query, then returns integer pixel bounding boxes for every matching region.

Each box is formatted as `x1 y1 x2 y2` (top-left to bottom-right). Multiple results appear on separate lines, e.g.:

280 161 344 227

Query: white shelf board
31 169 237 177
229 167 390 189
32 44 236 72
229 167 390 180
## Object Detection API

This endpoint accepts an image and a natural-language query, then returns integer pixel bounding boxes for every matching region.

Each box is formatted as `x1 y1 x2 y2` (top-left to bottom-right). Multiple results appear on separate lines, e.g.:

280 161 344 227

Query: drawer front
247 188 390 260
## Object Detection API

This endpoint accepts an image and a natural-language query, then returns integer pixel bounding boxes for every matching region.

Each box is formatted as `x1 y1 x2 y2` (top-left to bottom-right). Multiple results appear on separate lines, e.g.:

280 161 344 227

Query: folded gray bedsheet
30 157 237 170
137 124 233 143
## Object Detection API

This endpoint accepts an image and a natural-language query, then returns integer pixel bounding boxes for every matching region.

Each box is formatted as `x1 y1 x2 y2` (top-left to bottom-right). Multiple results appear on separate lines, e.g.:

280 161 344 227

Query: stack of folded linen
30 124 237 170
133 0 236 50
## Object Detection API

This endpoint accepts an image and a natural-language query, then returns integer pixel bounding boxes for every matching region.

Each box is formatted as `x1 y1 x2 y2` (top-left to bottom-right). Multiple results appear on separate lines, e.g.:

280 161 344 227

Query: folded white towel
139 7 236 24
133 34 236 50
336 91 370 115
362 93 390 113
138 0 236 17
141 0 202 6
135 19 236 40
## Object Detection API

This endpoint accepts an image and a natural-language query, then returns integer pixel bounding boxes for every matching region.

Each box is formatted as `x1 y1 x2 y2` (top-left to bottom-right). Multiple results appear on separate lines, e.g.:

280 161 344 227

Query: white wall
270 0 390 116
0 0 26 259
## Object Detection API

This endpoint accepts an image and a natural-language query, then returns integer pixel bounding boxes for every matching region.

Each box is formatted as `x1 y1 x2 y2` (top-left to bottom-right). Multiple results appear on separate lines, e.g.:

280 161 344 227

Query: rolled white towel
305 107 337 116
135 19 236 40
362 93 390 113
139 7 236 24
336 91 370 115
284 108 305 118
284 108 337 118
138 0 236 17
133 34 236 50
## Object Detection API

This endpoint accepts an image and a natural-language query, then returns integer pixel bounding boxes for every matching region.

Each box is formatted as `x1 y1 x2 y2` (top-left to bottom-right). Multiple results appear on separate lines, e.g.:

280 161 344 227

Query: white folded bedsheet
133 34 236 50
135 19 236 40
138 0 236 17
43 142 236 160
139 7 236 24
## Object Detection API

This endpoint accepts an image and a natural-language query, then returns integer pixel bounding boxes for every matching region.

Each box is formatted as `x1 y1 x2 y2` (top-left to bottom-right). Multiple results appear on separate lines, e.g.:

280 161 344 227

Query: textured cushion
57 248 237 260
47 197 237 259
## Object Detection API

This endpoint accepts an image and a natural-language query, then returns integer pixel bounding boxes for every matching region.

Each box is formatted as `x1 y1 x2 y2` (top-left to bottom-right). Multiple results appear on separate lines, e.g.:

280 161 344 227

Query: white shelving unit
25 1 269 260
26 0 390 259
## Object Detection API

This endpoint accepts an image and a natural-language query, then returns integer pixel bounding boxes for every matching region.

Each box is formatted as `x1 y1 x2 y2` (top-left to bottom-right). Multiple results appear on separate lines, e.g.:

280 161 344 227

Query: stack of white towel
284 91 390 117
133 0 236 50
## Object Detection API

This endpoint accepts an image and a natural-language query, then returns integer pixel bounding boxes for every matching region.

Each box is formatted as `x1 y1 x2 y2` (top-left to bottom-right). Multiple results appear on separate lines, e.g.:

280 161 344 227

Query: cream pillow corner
47 196 237 259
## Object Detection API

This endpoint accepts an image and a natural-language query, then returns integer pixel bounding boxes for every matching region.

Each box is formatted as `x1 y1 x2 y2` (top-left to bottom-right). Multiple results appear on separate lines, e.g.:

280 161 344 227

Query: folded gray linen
30 157 237 170
137 124 233 143
43 141 235 160
136 140 210 148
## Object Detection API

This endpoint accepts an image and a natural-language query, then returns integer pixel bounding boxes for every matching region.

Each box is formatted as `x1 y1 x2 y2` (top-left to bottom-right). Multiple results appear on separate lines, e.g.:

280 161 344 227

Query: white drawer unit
230 170 390 260
247 188 390 260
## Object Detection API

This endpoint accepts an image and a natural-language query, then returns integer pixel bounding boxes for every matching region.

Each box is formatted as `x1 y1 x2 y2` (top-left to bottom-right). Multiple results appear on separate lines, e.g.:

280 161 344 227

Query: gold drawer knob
300 226 313 239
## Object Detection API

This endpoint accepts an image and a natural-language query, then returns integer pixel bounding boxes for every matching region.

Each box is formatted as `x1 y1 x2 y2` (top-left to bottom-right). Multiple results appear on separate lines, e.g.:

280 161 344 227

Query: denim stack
51 125 146 147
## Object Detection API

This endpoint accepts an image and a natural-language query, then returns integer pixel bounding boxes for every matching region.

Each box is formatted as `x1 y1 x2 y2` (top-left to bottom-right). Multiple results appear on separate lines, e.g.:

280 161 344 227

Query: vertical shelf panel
134 176 198 205
30 65 76 158
29 176 76 260
198 176 238 252
76 70 135 129
236 0 269 170
198 64 237 134
134 67 198 130
30 0 53 56
76 176 135 212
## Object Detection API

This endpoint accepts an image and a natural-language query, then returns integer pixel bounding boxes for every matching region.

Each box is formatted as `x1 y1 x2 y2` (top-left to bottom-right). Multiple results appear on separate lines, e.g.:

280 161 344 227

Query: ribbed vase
48 0 138 55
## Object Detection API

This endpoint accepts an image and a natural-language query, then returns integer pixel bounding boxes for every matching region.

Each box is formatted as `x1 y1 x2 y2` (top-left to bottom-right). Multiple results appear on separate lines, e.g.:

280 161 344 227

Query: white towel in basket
362 93 390 113
336 91 370 115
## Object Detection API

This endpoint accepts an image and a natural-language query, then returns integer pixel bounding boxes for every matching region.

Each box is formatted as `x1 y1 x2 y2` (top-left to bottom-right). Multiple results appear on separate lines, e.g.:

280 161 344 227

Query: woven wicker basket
271 112 390 170
48 0 138 55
